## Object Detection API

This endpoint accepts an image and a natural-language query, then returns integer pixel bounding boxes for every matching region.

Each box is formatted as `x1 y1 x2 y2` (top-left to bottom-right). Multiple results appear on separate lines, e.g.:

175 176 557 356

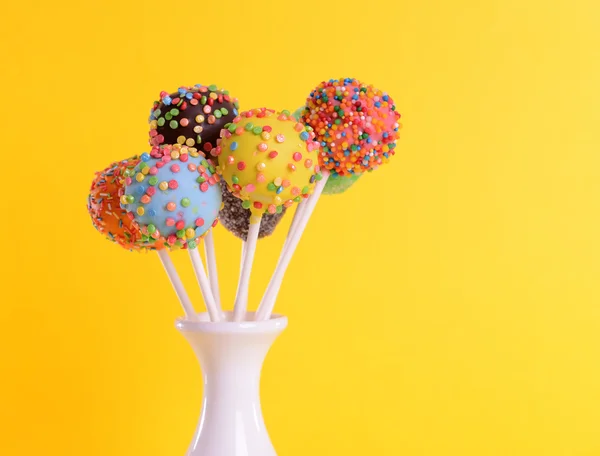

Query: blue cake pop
121 144 222 250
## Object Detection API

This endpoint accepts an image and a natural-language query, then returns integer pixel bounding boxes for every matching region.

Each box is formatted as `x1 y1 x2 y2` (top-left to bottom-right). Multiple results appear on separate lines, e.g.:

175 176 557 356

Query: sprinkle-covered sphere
303 77 401 177
216 108 322 220
149 84 239 158
322 173 361 195
121 144 222 250
88 157 154 250
218 180 286 240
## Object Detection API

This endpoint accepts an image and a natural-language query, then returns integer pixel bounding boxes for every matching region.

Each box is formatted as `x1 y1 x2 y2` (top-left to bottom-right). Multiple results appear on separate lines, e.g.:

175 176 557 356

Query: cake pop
216 108 321 221
121 144 222 250
87 157 159 250
322 172 361 195
303 77 401 177
149 84 239 158
218 180 287 240
293 105 362 195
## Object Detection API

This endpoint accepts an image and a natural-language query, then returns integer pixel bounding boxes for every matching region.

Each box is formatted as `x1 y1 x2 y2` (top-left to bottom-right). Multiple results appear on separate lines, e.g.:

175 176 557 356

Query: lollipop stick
239 240 247 281
203 230 222 311
233 218 261 322
157 249 197 319
256 173 329 321
189 248 221 322
283 198 307 250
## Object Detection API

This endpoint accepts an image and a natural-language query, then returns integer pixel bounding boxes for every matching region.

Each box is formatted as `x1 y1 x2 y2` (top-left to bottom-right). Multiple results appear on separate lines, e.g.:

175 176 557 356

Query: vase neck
177 315 287 456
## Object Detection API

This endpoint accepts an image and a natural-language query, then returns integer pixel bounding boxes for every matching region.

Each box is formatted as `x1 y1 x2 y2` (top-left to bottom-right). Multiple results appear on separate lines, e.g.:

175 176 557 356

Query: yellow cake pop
216 108 321 222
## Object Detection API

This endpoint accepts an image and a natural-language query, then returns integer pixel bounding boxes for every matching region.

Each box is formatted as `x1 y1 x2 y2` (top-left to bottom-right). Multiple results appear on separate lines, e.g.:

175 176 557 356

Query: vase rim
176 312 287 334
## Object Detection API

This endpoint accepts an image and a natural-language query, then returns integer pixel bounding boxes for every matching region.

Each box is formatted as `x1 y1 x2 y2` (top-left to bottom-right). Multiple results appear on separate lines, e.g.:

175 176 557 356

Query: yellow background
1 0 599 454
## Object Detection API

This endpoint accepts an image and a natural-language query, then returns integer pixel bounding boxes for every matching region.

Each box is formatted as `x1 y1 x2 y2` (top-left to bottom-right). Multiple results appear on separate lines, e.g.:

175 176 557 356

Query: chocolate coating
149 84 239 157
219 180 287 240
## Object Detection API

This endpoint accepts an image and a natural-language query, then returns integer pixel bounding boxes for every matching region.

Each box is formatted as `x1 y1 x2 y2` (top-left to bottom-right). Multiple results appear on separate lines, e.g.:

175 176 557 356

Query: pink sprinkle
166 218 175 227
200 182 209 192
263 125 272 133
258 143 268 152
188 164 197 172
146 187 156 196
203 105 212 114
276 134 285 143
257 173 266 183
180 154 189 162
268 204 276 214
190 98 198 106
294 123 304 132
170 164 180 173
176 220 185 230
168 180 178 189
180 118 189 127
246 183 256 192
268 151 278 159
237 162 246 171
195 218 205 227
149 166 158 175
293 152 302 162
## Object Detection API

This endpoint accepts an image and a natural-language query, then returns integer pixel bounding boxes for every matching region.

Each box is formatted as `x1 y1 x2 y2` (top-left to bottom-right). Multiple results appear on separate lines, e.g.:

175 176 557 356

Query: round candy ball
88 157 155 250
149 84 239 158
121 144 222 250
322 172 361 195
303 77 401 177
216 108 322 219
218 180 286 240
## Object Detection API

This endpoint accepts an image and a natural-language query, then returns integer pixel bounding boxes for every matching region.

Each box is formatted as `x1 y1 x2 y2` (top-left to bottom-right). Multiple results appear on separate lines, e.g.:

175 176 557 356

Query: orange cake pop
87 157 162 251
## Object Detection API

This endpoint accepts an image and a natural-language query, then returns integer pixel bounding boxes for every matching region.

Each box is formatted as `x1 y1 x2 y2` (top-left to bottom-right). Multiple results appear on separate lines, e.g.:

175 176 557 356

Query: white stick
233 219 261 322
189 248 221 322
203 230 222 311
255 173 329 321
157 249 197 319
283 198 307 250
239 240 247 281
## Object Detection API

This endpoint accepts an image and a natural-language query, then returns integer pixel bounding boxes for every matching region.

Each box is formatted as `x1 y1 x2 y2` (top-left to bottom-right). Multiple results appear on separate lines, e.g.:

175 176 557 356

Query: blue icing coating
122 146 221 249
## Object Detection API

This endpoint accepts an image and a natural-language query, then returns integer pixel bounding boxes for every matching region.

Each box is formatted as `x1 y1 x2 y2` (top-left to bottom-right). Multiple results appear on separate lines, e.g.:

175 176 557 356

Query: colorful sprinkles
302 77 401 177
216 108 321 217
149 84 239 157
87 156 160 251
121 144 222 250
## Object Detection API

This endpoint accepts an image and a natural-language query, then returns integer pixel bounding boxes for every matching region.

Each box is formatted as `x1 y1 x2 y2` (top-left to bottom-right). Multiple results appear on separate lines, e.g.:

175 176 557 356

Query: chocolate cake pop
218 180 286 240
149 84 239 158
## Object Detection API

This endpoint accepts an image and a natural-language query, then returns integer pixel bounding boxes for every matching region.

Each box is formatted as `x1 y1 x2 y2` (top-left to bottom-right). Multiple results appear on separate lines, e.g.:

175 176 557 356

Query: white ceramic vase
176 311 288 456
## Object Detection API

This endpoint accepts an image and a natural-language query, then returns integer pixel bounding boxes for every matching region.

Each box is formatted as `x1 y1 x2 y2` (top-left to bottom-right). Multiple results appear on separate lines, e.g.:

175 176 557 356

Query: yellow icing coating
217 108 322 218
